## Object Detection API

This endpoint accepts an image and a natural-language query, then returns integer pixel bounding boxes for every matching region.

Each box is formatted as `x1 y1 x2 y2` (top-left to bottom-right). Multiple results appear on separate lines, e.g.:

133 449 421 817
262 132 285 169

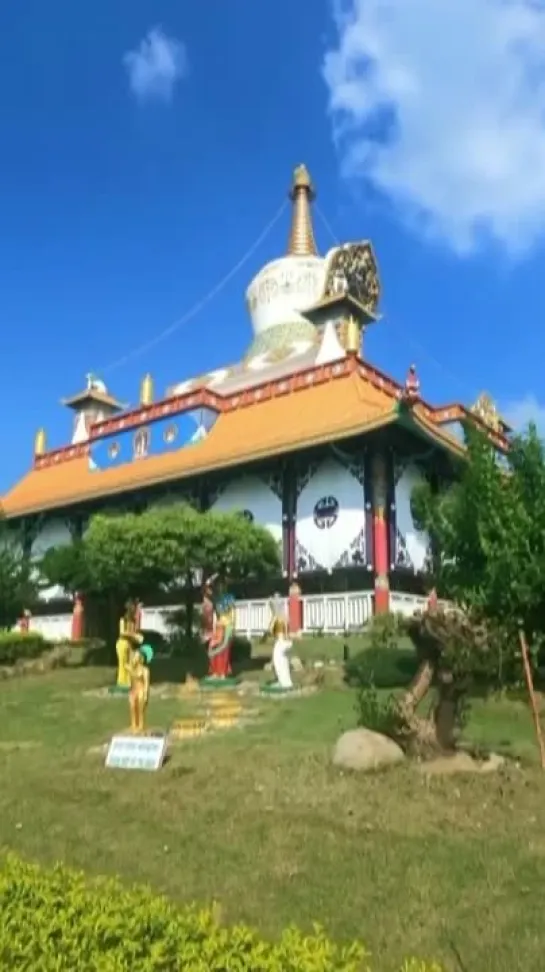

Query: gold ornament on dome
470 392 502 433
323 242 381 313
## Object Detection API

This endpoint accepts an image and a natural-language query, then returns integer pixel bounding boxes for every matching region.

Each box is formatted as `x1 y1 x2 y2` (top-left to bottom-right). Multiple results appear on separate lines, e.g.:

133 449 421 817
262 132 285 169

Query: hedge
0 855 443 971
0 631 47 666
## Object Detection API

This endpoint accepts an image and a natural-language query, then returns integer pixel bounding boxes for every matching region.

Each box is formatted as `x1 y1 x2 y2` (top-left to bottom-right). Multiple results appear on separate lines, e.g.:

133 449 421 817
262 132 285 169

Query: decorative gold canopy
140 373 154 406
287 164 317 257
470 392 501 433
34 428 46 456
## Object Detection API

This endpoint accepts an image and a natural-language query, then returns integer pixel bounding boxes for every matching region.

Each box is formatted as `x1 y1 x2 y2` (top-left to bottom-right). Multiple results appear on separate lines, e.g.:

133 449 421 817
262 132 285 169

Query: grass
1 642 545 971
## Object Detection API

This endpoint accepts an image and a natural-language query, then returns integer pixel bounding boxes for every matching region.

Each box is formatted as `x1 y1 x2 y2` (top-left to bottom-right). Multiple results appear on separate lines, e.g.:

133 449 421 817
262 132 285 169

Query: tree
0 520 37 630
397 422 545 751
39 504 281 638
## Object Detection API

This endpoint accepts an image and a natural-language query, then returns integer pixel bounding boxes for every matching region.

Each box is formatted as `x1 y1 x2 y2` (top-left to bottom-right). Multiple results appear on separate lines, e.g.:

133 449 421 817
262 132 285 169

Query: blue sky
1 0 545 494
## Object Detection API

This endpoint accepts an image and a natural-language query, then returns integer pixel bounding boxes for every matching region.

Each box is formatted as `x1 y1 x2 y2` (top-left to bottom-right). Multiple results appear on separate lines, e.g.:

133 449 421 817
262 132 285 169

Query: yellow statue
115 601 142 689
126 643 153 734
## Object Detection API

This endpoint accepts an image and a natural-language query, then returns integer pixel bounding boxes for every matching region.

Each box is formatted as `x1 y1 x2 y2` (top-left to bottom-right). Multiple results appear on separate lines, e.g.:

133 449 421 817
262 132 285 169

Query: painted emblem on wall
108 441 120 460
164 423 178 444
133 426 150 460
313 496 339 530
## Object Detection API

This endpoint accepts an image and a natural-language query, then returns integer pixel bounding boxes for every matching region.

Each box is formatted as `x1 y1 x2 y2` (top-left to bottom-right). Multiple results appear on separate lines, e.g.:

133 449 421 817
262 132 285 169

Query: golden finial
34 427 46 456
287 164 317 256
140 373 154 406
344 315 361 355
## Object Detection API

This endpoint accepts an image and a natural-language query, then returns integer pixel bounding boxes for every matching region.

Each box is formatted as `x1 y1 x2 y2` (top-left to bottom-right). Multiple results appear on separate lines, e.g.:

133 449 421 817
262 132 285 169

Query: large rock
333 728 405 772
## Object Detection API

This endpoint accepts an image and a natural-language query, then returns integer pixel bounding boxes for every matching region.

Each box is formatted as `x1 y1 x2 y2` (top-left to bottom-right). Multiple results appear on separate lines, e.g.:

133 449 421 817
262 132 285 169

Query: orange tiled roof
2 369 402 517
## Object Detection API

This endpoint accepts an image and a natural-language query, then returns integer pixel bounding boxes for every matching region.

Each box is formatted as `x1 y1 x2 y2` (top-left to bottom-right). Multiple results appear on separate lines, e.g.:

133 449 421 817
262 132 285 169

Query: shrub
355 680 407 741
0 854 443 971
0 631 48 666
366 612 406 653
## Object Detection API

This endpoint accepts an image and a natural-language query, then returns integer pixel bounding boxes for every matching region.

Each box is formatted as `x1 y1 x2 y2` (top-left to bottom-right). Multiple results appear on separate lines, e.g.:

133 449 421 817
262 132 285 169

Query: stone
332 728 405 773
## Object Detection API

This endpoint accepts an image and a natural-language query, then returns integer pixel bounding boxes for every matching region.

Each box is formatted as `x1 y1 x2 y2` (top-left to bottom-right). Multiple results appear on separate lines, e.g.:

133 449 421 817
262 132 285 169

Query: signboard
105 734 167 772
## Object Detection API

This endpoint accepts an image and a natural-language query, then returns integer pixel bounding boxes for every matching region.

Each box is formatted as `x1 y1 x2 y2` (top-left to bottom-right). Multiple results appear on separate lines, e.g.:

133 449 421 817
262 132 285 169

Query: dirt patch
0 741 42 751
417 751 506 776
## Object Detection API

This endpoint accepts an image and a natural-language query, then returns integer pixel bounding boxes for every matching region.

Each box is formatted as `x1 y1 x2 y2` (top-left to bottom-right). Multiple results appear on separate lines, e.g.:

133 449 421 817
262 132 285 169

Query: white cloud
124 26 187 102
323 0 545 254
504 394 545 433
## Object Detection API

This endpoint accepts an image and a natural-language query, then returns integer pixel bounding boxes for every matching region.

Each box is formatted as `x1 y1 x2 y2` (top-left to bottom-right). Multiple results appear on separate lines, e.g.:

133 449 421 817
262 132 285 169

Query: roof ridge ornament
287 164 317 257
470 391 501 433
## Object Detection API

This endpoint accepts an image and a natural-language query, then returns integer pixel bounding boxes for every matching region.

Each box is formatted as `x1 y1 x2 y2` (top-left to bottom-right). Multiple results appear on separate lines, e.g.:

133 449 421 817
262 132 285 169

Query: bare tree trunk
400 660 434 717
433 672 457 751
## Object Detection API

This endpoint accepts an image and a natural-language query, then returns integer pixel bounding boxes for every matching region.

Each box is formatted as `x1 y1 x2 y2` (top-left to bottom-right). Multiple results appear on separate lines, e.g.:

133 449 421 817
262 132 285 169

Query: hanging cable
94 198 288 376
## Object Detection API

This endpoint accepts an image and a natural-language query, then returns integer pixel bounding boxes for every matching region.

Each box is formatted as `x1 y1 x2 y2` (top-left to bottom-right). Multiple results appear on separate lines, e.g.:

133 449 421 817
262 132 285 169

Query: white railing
235 598 288 638
301 592 374 632
17 590 450 642
140 604 178 635
29 614 72 641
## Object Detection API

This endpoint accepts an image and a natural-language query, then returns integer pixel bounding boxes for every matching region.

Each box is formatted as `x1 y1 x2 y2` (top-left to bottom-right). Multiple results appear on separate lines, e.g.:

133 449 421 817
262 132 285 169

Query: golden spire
34 427 46 456
140 373 154 406
287 164 317 256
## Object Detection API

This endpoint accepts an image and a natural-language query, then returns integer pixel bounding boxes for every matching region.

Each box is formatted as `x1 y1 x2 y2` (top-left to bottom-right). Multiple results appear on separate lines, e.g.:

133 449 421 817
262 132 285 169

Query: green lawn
1 650 545 971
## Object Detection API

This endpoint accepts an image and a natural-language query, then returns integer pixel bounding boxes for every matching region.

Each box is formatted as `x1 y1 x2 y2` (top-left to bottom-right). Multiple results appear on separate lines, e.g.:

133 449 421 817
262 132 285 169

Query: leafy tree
394 422 545 751
39 504 281 640
0 520 37 630
412 423 545 645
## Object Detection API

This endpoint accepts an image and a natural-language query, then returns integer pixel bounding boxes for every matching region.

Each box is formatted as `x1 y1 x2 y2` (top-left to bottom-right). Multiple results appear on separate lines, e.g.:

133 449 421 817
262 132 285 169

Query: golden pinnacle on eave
287 164 317 256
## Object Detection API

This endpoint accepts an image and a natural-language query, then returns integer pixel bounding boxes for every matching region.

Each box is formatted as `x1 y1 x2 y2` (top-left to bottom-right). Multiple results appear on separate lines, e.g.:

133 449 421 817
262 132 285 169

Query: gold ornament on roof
34 427 46 456
471 392 501 433
342 315 361 354
323 241 381 314
287 164 317 257
140 373 154 406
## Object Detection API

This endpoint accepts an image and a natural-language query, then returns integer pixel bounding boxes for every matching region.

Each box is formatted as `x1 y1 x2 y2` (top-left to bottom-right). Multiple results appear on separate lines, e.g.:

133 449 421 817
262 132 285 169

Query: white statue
271 617 293 690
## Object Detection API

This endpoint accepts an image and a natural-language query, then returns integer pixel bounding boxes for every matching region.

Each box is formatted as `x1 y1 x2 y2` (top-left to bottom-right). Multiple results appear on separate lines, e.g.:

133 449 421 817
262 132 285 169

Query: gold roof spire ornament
287 164 317 256
343 315 361 355
34 427 46 456
140 373 154 406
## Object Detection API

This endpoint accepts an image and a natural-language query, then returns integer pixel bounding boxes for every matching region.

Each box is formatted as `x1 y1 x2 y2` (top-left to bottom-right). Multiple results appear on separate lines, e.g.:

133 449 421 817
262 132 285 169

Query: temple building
1 165 510 637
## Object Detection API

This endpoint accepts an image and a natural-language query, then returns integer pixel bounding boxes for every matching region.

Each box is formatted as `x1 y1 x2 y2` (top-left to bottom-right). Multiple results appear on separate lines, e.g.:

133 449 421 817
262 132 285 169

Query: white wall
31 519 73 601
211 474 282 546
394 462 430 573
295 457 366 572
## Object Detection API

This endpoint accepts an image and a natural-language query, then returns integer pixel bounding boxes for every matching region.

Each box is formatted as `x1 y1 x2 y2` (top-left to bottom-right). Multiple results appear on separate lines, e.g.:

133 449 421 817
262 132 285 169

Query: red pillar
371 453 390 614
71 594 85 640
288 581 303 635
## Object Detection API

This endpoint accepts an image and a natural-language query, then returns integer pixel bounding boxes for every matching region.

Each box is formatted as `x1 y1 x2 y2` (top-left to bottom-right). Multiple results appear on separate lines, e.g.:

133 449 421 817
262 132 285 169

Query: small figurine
126 643 153 734
403 364 420 403
207 594 235 678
